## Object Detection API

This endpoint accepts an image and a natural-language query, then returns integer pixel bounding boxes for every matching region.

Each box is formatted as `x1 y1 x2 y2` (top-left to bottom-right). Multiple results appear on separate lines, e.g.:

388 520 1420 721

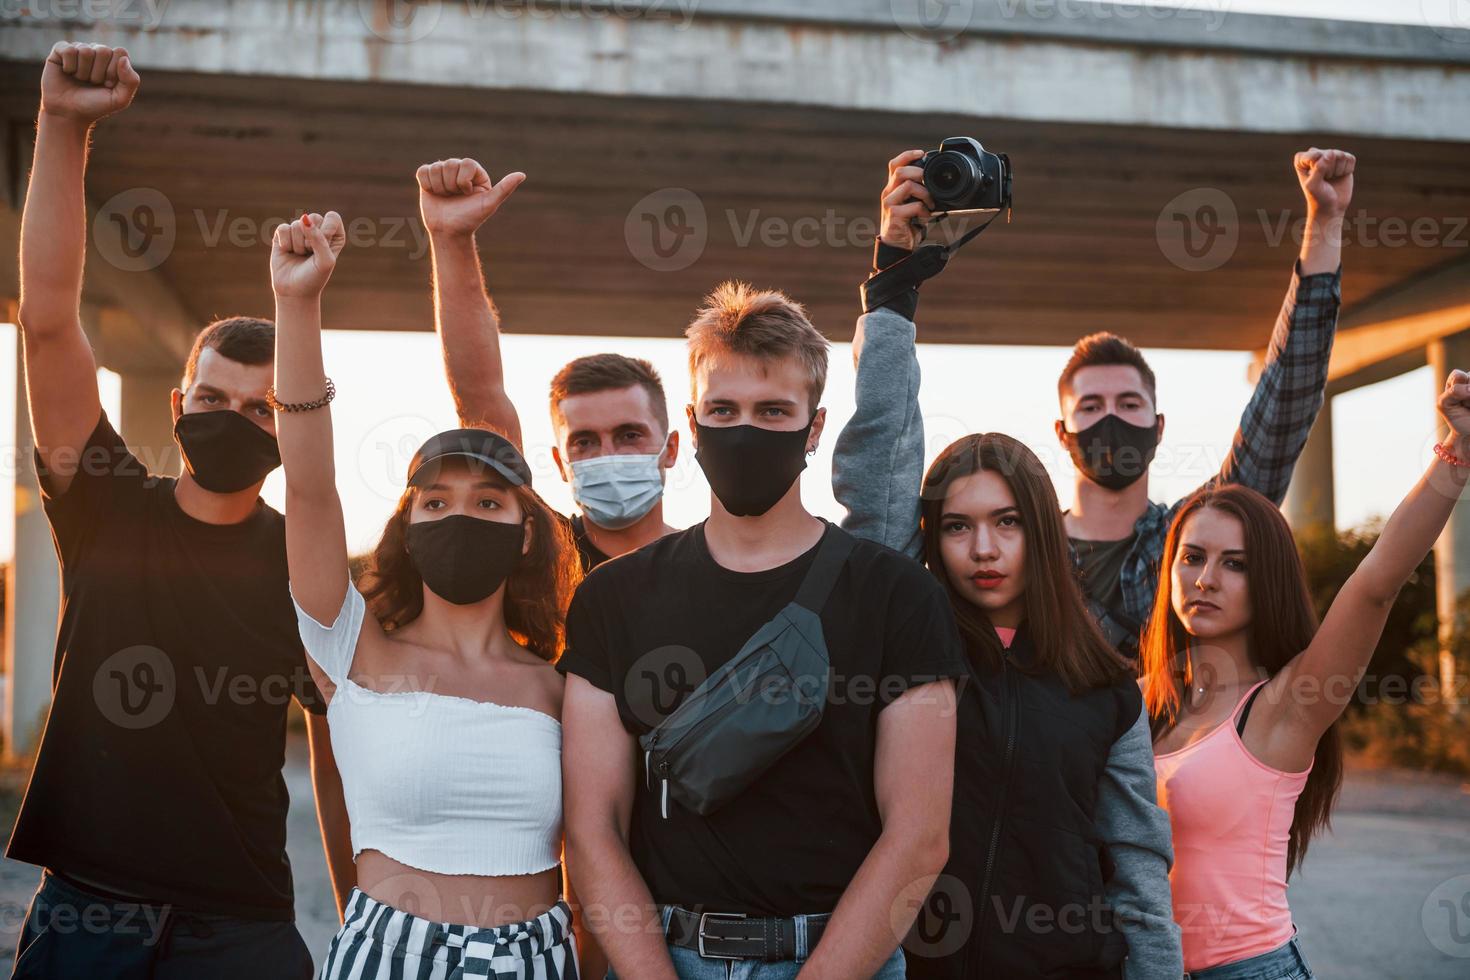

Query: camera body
920 137 1012 213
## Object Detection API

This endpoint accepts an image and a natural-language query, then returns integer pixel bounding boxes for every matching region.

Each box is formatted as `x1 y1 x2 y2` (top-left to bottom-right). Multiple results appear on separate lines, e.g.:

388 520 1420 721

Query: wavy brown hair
920 433 1131 692
359 476 581 662
1141 484 1342 875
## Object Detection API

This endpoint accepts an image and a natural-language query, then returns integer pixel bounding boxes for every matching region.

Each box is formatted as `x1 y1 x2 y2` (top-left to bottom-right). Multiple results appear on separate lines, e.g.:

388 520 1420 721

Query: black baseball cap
406 428 533 489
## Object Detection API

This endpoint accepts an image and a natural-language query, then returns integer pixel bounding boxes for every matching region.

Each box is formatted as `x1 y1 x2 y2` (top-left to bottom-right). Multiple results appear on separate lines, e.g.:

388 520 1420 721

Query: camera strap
860 210 1003 314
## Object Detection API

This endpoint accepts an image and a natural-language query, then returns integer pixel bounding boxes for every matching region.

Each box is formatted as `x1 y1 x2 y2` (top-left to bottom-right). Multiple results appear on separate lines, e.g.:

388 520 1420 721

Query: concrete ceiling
3 61 1469 358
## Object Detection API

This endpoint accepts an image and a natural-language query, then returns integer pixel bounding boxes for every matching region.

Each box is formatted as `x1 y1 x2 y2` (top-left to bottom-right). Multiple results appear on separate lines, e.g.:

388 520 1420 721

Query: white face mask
568 437 669 531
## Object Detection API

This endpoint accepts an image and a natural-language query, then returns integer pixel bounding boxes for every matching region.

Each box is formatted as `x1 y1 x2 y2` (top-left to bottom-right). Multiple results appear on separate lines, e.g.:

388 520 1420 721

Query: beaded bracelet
267 378 336 413
1433 441 1470 468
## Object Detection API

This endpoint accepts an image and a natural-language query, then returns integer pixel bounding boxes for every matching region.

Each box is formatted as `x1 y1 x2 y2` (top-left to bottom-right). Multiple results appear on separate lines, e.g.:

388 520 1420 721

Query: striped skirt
321 887 580 980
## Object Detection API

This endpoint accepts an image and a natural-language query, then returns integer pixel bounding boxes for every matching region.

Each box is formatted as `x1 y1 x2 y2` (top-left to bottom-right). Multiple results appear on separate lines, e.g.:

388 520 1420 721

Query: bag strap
793 525 858 614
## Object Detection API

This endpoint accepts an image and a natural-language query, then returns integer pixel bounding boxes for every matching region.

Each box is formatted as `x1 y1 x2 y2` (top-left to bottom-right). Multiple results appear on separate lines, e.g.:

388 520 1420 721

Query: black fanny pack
639 525 857 819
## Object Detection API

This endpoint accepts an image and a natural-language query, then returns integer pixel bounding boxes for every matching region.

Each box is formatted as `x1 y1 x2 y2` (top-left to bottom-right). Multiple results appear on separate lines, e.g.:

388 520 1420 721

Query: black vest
905 626 1142 980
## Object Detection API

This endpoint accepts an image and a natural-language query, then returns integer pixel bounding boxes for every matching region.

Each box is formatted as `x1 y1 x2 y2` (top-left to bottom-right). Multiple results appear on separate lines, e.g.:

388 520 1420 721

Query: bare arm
418 158 526 446
797 679 957 979
19 43 140 492
270 211 359 632
561 675 678 980
1266 370 1470 762
306 710 355 919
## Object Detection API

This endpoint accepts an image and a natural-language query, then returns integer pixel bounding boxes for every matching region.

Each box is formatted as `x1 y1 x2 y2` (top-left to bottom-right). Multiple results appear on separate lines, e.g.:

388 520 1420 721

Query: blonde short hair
685 281 829 415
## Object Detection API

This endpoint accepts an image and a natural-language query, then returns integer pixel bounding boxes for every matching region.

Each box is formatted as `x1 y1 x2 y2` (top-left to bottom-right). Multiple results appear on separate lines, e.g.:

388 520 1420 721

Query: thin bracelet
267 378 336 413
1433 441 1470 468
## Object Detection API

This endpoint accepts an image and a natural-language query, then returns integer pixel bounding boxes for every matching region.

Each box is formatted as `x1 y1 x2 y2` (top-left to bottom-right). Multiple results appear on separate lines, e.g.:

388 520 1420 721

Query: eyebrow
1077 391 1147 403
1181 543 1246 556
941 506 1019 521
706 398 800 408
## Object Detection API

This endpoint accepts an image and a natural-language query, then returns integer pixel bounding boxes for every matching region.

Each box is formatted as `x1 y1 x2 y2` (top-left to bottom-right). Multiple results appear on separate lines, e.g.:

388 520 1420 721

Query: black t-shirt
558 520 965 916
1071 534 1134 620
5 412 326 920
564 512 611 572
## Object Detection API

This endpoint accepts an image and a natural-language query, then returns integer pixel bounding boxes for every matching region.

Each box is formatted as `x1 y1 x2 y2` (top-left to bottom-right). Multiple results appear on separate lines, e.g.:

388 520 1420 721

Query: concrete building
1 0 1468 751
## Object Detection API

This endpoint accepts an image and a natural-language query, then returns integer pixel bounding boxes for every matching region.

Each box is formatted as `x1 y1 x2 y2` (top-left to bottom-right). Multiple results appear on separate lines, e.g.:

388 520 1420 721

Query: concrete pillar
1429 332 1470 715
120 370 181 478
1283 402 1335 533
5 323 61 761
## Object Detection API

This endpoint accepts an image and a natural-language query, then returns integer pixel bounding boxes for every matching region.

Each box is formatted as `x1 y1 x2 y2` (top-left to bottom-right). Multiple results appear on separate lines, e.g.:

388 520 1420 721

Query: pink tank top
1153 680 1311 972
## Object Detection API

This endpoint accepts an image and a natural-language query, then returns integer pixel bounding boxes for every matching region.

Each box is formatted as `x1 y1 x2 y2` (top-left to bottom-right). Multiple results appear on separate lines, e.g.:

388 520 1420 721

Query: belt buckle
696 911 748 960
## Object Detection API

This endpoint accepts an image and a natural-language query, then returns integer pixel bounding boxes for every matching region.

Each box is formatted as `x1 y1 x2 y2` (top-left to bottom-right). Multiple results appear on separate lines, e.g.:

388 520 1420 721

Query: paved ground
0 738 1466 977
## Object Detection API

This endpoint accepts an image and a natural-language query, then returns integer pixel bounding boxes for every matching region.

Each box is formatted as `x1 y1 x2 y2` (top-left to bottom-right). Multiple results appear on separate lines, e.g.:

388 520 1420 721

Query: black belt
663 905 829 962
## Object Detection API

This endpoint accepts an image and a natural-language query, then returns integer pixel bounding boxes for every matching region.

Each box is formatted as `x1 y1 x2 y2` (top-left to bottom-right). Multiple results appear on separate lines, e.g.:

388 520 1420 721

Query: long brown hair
1141 483 1342 875
920 433 1130 692
359 479 581 662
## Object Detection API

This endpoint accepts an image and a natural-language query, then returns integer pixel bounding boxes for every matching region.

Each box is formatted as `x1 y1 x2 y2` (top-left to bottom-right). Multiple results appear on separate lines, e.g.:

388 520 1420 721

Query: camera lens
923 151 979 208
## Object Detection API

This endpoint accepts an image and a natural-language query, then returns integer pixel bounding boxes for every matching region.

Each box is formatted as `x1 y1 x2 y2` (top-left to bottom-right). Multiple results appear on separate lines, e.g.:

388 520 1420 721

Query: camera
920 137 1012 213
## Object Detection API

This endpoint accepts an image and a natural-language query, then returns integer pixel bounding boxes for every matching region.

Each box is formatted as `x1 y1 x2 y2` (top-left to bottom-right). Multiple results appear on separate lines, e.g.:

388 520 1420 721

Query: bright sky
0 323 1426 560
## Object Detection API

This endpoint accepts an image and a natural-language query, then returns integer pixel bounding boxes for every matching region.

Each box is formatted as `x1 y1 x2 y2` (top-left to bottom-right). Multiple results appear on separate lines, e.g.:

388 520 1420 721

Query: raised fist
1439 369 1470 445
41 42 141 123
416 158 526 238
271 212 346 298
1295 148 1356 220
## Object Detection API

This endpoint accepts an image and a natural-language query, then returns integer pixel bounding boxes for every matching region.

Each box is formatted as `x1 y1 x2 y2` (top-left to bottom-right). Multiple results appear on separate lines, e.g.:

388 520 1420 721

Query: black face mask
405 514 525 605
694 420 813 518
173 410 281 493
1062 413 1161 491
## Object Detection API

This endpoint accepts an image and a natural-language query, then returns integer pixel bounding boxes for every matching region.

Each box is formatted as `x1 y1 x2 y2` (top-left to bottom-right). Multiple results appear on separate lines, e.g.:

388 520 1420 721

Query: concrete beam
2 1 1467 141
1283 401 1334 533
1325 258 1470 392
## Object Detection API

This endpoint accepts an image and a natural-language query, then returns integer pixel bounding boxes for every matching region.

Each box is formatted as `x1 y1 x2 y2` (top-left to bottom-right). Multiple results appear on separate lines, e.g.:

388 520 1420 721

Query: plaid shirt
1072 264 1343 643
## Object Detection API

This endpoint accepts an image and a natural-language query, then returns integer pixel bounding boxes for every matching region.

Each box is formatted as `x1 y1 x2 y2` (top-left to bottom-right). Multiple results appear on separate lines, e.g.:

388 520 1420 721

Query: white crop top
292 580 563 877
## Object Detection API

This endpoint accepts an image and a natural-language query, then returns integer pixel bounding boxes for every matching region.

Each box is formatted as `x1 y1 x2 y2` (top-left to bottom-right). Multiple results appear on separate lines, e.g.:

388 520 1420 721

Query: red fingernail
303 214 312 227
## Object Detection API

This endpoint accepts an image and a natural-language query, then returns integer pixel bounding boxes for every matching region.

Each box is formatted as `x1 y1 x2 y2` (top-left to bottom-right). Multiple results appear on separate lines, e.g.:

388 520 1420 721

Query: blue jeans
1184 935 1314 980
607 906 907 979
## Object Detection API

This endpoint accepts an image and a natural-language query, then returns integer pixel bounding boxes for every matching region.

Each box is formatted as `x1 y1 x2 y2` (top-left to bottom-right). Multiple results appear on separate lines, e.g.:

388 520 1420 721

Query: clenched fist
417 158 526 238
42 42 140 123
879 149 936 252
271 212 346 298
1295 148 1356 220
